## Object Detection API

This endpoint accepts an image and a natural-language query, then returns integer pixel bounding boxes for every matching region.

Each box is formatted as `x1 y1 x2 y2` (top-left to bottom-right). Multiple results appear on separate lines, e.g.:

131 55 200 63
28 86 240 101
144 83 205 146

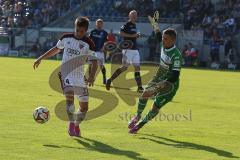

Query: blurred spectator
30 39 41 57
0 19 9 34
182 0 214 30
0 0 81 29
210 40 220 69
202 14 212 27
224 36 236 69
213 15 221 27
42 37 56 52
147 31 157 61
191 22 201 30
113 0 180 19
224 36 233 61
183 12 193 29
212 29 222 42
182 44 189 66
182 43 198 66
107 29 116 42
188 42 198 65
223 16 235 32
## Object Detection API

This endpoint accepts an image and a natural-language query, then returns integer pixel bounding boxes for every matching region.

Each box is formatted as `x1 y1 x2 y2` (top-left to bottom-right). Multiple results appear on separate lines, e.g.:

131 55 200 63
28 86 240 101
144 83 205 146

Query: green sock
137 98 148 117
139 109 159 127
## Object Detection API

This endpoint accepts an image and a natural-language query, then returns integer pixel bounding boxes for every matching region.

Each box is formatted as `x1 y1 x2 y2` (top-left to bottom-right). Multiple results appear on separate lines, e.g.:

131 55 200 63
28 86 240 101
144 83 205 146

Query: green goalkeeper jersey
152 44 182 83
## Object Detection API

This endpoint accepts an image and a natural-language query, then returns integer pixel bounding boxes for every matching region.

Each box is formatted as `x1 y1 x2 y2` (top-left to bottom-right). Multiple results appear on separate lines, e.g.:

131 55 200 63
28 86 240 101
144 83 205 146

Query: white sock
75 110 87 126
66 104 75 122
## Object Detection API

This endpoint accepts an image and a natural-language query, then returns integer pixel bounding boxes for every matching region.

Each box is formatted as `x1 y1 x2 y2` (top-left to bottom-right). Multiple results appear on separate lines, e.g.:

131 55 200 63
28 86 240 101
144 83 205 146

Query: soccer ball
33 106 50 124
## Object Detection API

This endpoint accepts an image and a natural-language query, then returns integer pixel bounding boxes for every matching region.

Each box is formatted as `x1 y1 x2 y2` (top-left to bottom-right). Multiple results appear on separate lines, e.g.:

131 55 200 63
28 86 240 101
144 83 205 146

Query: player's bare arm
33 47 61 69
120 31 140 38
88 59 98 87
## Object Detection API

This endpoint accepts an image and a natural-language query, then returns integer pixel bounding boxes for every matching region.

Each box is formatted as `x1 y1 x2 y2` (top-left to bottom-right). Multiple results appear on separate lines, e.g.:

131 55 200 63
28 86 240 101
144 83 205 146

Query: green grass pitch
0 57 239 160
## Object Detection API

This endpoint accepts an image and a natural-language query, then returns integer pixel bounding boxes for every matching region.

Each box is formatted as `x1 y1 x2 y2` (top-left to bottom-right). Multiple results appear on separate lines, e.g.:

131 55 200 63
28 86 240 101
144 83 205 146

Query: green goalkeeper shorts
145 79 179 109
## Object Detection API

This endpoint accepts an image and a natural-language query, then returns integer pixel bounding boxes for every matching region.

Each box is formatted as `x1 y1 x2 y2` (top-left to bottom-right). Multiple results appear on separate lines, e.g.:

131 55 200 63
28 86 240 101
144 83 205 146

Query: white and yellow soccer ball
33 106 50 124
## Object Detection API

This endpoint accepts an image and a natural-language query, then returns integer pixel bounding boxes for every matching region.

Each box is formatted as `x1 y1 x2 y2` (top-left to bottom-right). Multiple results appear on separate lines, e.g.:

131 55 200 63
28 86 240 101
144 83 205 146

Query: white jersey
56 33 96 79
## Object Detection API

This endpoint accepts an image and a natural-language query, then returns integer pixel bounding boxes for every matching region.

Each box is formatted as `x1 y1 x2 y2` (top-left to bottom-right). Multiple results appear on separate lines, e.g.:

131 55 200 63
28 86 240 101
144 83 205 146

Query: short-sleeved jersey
56 33 97 78
120 21 138 49
153 44 182 82
89 29 108 51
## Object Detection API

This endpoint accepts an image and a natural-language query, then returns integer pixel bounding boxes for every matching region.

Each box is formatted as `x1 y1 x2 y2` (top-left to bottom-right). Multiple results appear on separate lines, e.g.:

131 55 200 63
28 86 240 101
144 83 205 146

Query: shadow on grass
138 134 239 159
43 137 147 160
43 144 88 150
95 84 131 91
170 100 180 104
74 137 147 160
43 144 61 148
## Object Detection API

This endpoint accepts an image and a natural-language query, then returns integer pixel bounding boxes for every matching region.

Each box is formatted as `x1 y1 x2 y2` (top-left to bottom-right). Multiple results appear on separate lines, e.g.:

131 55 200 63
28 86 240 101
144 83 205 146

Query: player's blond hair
75 16 89 30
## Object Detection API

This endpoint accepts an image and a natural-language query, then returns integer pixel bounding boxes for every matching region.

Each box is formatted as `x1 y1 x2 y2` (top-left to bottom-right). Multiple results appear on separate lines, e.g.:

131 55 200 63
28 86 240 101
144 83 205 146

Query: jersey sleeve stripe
60 33 74 40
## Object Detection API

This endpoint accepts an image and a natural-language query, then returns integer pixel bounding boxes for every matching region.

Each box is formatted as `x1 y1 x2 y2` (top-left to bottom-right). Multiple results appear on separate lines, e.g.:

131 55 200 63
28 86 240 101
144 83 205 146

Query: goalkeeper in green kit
129 11 183 134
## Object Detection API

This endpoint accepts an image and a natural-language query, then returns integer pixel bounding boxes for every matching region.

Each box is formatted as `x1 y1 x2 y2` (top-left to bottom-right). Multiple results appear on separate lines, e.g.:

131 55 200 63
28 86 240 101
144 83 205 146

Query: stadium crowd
0 0 239 69
113 0 240 35
0 0 80 28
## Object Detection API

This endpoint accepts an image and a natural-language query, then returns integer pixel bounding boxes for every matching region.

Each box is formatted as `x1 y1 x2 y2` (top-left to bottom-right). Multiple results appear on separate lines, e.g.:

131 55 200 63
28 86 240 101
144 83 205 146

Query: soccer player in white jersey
33 17 98 137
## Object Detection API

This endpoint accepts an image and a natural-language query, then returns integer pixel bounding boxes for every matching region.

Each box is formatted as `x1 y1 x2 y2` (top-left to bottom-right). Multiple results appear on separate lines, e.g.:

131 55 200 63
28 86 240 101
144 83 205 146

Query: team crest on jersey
174 60 180 67
79 44 84 49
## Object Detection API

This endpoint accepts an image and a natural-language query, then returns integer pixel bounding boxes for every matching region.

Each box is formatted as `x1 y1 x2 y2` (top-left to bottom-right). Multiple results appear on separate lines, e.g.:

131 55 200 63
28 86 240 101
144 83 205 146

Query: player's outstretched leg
128 97 148 129
101 65 106 84
75 101 88 137
65 91 76 136
130 80 177 134
133 66 143 93
135 71 144 93
106 66 128 90
129 103 159 134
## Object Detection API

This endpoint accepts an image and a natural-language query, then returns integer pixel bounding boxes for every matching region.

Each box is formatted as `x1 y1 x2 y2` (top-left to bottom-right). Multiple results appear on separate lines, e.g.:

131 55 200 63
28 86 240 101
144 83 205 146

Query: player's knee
139 96 148 101
141 90 153 99
66 97 74 106
66 93 73 98
80 106 88 112
78 96 89 103
79 101 88 112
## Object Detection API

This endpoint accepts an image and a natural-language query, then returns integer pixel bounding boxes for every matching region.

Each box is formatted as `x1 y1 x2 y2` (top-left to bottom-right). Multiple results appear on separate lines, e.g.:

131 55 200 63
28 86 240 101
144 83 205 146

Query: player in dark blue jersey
106 10 144 93
89 19 108 84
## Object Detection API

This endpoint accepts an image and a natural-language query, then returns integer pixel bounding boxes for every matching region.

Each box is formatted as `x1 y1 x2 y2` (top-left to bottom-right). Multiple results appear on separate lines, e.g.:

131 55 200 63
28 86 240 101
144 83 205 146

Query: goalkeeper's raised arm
148 11 162 42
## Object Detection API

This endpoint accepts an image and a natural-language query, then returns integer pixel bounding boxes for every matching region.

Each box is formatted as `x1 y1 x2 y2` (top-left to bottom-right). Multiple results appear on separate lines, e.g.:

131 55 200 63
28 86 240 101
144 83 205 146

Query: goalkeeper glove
148 11 160 32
